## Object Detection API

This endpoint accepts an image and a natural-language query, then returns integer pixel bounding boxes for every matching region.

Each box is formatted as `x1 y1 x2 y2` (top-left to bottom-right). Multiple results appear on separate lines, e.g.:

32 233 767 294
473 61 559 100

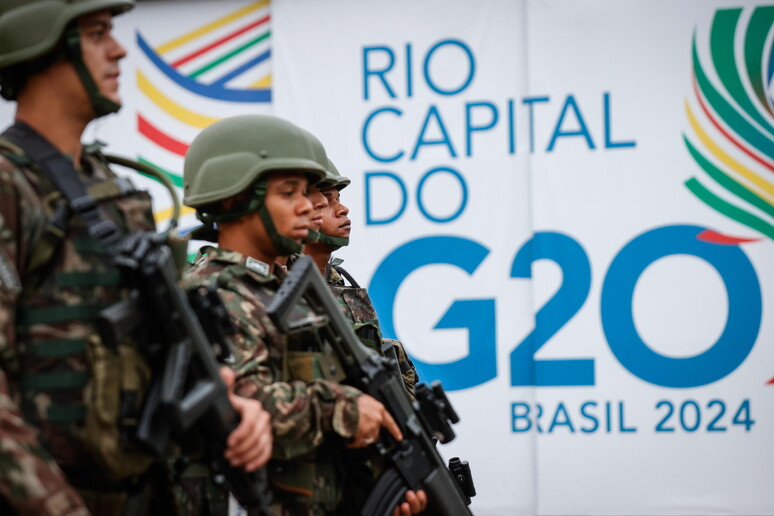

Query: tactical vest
327 264 384 354
328 263 417 399
0 138 156 482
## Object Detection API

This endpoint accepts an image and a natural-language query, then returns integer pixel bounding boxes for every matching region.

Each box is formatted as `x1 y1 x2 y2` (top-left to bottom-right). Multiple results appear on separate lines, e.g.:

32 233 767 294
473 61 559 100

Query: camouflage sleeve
218 286 361 461
383 338 418 399
0 160 89 515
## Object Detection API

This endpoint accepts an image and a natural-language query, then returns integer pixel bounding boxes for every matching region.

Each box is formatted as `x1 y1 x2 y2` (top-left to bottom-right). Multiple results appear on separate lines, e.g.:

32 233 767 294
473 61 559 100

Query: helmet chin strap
317 233 349 251
304 229 322 244
256 203 302 256
64 24 121 118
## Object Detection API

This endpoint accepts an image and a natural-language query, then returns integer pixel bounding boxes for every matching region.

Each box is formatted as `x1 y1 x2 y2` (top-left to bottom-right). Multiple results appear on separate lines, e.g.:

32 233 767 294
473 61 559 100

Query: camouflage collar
194 245 277 284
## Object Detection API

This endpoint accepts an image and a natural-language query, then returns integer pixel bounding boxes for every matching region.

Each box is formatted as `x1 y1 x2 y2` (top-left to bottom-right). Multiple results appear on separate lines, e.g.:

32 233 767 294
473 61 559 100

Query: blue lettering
548 403 576 433
410 105 457 160
580 401 599 433
362 46 397 100
601 225 761 387
508 99 516 155
604 92 636 148
364 172 407 225
511 403 532 432
416 166 468 223
618 401 637 433
362 107 404 162
510 232 594 386
465 101 499 157
547 94 596 151
423 39 475 95
405 43 413 98
522 96 549 153
369 236 492 390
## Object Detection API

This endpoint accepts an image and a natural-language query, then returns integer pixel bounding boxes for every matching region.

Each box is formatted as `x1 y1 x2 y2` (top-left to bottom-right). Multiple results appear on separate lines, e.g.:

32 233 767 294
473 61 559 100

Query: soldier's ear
221 198 236 211
221 191 252 212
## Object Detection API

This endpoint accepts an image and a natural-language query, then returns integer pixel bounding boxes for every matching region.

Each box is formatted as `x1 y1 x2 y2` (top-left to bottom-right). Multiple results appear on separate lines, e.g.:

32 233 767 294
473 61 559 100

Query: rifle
267 256 476 516
97 231 270 513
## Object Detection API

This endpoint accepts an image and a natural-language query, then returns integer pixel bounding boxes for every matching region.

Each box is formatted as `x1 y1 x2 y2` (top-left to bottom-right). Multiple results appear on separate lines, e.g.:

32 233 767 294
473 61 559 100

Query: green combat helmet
184 114 327 256
0 0 134 115
318 158 351 251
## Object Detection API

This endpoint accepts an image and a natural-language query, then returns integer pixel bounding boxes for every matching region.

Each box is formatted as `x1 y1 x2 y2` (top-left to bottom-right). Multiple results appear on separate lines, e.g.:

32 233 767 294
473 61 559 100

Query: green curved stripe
136 156 184 188
190 31 270 79
693 34 774 161
711 9 774 137
683 135 774 217
744 6 774 117
685 177 774 240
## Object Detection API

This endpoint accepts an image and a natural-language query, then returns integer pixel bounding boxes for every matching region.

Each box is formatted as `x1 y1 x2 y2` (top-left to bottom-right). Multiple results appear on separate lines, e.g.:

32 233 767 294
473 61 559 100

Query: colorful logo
683 6 774 244
133 0 272 231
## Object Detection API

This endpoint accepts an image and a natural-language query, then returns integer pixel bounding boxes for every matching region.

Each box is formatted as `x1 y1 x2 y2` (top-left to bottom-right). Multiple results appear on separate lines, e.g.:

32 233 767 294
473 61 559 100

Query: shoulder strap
2 122 122 257
332 263 361 288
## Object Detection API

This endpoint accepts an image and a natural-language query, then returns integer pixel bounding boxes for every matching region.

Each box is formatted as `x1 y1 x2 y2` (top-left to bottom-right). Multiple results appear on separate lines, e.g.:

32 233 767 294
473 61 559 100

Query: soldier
0 1 271 514
301 163 425 516
181 114 425 516
303 162 419 398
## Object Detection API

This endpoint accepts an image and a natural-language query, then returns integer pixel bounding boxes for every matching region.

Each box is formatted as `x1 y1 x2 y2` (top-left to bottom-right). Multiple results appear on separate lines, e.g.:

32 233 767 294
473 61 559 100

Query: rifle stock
267 256 475 516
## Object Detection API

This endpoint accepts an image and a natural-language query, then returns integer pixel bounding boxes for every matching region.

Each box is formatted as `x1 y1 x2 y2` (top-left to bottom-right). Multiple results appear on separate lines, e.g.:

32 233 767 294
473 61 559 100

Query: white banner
272 1 774 514
2 1 772 514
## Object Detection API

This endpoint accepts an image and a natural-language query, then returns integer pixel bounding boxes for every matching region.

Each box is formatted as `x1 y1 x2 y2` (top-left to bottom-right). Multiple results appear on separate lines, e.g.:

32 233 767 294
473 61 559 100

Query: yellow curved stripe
250 73 272 89
155 204 197 223
685 100 774 200
157 0 270 55
137 70 220 129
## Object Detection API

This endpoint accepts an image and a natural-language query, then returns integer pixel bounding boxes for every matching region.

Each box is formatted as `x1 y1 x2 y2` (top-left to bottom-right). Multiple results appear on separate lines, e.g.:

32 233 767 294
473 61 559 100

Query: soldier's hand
348 394 402 448
220 367 273 471
392 489 428 516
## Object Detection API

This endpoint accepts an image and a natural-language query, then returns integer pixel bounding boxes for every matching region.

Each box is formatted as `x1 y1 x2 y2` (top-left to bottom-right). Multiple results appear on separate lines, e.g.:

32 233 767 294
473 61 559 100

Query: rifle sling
2 121 122 257
332 263 361 288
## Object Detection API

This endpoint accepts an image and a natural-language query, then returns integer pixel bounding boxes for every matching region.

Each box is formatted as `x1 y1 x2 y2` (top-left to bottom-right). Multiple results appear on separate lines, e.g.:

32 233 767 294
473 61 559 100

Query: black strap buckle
89 219 122 247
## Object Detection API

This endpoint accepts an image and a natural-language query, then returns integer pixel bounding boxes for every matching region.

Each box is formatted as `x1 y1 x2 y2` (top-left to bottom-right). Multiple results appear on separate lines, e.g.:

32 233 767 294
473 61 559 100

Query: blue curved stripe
212 48 271 87
768 34 774 84
180 225 201 236
136 31 271 103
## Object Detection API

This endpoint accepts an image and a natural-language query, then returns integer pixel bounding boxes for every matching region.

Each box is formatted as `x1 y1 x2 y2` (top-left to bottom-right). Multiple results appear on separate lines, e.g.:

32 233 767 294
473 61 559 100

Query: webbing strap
21 370 89 390
33 338 87 358
17 303 108 327
87 176 138 202
1 122 122 257
56 269 121 287
73 237 108 254
47 403 87 422
332 264 361 288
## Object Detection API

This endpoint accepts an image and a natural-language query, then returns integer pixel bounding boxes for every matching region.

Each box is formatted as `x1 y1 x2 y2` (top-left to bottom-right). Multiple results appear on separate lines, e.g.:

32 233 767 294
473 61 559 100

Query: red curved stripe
692 75 774 173
697 229 761 245
171 15 270 68
137 114 189 157
768 376 774 385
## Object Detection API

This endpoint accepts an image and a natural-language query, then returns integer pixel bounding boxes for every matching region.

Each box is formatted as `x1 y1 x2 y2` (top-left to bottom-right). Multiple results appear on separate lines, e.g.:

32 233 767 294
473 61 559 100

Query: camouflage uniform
0 138 167 515
326 262 418 398
182 246 361 516
314 260 418 516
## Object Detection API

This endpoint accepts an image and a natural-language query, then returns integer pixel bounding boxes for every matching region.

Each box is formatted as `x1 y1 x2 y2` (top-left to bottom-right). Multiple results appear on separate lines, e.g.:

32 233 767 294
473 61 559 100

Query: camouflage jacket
0 136 156 515
181 246 362 511
326 262 418 398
